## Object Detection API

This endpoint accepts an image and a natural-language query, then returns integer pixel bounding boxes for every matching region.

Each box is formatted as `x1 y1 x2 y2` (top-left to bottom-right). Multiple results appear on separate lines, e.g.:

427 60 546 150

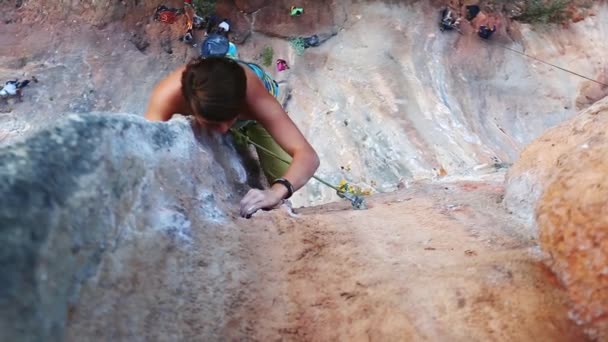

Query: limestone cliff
0 114 587 341
505 97 608 227
1 0 607 341
0 113 251 341
2 1 607 206
507 97 608 340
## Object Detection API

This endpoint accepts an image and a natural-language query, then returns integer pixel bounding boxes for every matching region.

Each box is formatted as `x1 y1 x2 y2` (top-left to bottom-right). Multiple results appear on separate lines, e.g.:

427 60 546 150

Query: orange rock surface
537 135 608 340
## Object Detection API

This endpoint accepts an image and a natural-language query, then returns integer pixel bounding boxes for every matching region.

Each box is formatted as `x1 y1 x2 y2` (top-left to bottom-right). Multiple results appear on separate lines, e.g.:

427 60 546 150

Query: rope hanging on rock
481 39 608 88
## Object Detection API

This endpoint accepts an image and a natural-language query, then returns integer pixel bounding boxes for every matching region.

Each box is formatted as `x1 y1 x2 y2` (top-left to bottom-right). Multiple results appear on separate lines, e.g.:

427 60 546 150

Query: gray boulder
0 113 249 341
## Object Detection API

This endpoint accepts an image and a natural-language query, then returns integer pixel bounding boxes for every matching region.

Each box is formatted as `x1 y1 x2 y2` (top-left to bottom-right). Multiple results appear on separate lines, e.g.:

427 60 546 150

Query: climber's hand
240 188 284 219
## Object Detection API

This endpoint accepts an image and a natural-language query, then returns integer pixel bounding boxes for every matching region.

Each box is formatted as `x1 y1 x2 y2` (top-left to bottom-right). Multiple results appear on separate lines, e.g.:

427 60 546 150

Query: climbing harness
230 128 368 210
483 40 608 88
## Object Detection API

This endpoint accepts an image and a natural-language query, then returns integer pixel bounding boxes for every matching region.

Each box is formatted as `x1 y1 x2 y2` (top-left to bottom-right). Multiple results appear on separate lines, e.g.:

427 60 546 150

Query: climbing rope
481 39 608 88
230 128 367 210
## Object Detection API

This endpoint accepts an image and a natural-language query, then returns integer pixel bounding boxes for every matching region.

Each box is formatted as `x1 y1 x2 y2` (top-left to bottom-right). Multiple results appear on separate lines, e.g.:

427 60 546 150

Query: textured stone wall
537 133 608 341
13 0 346 44
504 97 608 228
505 98 608 339
0 113 249 341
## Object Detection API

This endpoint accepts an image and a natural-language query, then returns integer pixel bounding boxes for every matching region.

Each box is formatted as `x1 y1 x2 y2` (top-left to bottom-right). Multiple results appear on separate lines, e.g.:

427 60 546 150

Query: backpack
201 34 230 57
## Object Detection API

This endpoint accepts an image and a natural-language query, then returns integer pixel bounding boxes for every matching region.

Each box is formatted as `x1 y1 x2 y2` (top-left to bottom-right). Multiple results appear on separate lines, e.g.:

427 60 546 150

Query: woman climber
144 43 319 219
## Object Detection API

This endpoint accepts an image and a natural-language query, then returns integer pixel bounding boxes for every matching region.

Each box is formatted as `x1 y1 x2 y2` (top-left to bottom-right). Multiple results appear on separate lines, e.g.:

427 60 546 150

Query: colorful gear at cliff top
276 59 289 72
0 79 32 98
437 5 608 88
478 25 496 39
439 7 462 33
290 6 304 17
153 5 184 24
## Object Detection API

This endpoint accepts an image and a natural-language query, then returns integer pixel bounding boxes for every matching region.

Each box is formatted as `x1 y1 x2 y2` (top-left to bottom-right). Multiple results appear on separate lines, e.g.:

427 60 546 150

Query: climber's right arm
144 65 190 122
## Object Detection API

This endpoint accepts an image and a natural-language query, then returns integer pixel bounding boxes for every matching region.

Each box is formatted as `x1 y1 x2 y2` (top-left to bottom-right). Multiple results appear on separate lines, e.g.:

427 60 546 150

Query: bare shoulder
144 65 190 121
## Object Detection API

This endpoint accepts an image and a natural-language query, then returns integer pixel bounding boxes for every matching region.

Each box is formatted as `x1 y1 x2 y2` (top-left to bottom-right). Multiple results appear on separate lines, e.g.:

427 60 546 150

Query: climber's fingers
239 189 283 219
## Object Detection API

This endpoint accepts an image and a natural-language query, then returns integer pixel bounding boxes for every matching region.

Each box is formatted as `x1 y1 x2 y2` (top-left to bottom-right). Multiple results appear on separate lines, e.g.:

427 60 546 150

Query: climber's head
181 57 246 133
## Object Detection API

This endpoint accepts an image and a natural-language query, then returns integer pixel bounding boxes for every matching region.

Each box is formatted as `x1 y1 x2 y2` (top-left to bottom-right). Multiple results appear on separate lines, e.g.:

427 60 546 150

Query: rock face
505 94 608 339
0 114 587 340
0 113 250 341
537 148 608 341
210 0 348 44
3 1 607 207
273 1 608 206
536 119 608 340
16 0 167 26
251 0 346 38
504 97 608 228
1 1 607 339
12 0 346 44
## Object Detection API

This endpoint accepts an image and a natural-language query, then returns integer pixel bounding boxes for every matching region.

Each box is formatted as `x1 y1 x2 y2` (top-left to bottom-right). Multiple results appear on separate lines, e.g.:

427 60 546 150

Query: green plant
289 37 306 56
516 0 571 24
261 46 274 67
192 0 216 16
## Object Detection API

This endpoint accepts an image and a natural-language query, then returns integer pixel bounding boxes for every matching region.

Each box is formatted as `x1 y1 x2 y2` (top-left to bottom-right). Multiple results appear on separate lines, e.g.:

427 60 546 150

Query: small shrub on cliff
261 46 274 67
484 0 573 23
192 0 216 15
289 37 306 56
517 0 571 23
